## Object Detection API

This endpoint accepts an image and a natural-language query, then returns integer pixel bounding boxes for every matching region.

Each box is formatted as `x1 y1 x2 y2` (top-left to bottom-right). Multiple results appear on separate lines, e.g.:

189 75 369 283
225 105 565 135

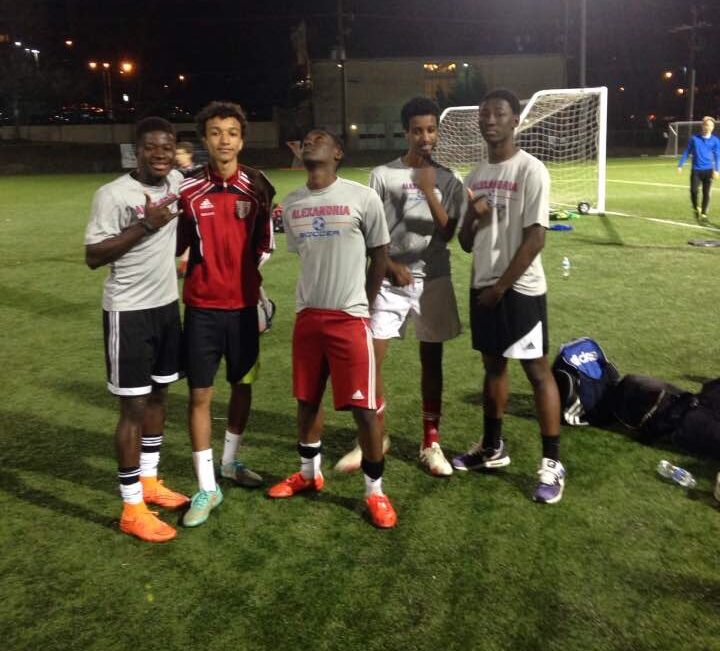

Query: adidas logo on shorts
352 390 365 400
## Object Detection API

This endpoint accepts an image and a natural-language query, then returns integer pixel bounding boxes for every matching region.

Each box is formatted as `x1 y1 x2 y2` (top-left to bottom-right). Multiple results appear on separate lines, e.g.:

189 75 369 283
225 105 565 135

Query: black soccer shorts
182 306 260 389
103 300 182 396
470 288 549 359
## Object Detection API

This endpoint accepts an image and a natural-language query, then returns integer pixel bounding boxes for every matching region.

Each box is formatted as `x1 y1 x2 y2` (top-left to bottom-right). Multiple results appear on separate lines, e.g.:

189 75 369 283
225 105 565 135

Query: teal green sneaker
183 486 223 527
219 460 263 488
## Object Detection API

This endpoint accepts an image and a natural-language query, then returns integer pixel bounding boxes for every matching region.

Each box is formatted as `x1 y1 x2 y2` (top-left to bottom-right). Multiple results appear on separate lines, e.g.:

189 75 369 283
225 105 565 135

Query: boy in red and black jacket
177 101 275 527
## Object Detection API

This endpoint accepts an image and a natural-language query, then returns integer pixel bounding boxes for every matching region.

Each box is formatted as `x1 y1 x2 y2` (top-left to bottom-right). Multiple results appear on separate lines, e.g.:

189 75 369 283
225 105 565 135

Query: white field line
607 178 686 189
604 210 720 232
608 162 673 169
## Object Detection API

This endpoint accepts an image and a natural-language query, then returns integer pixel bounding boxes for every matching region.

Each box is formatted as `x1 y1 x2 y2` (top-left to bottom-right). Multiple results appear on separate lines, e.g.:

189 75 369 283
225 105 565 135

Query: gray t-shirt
84 170 182 311
462 149 549 296
368 159 465 279
282 177 390 317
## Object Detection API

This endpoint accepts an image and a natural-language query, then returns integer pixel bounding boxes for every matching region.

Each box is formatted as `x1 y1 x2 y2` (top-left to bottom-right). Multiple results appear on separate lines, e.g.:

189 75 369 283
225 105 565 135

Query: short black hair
480 89 521 116
195 101 248 139
401 97 440 131
135 117 176 144
176 141 194 154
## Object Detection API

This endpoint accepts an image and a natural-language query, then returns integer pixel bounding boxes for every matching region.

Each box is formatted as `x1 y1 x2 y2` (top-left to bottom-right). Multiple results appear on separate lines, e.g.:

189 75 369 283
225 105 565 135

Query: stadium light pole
102 62 113 121
89 60 135 121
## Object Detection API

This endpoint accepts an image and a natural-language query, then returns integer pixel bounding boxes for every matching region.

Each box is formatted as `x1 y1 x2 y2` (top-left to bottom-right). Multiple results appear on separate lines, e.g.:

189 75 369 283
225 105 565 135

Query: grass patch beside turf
2 158 720 651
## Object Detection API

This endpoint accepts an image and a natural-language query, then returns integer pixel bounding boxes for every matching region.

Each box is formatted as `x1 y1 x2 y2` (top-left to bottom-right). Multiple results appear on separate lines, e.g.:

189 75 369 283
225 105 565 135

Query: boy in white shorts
335 97 465 477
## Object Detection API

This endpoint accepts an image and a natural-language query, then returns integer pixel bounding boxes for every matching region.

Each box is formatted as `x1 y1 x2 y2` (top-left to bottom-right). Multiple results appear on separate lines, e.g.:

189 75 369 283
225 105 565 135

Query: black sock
541 435 560 461
297 441 322 458
482 416 503 450
361 457 385 480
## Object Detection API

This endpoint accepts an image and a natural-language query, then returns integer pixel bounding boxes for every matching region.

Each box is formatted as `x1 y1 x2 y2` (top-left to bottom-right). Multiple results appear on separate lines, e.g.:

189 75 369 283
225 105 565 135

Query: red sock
422 399 441 447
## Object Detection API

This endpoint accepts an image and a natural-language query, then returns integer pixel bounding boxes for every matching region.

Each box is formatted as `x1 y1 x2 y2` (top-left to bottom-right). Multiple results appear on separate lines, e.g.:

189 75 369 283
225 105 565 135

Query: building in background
311 54 566 150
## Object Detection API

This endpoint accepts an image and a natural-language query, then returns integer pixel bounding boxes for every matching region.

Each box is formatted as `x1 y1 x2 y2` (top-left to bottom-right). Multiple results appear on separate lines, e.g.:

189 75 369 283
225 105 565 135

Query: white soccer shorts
370 275 462 343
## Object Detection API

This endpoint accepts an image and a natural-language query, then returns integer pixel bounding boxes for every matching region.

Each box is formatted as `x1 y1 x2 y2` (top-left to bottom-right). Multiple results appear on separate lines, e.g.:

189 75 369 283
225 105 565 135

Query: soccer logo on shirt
235 201 252 219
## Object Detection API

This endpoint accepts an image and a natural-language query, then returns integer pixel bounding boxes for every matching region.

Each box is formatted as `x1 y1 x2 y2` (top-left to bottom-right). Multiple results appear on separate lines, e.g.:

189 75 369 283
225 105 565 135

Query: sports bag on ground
552 337 621 426
673 378 720 459
609 374 691 440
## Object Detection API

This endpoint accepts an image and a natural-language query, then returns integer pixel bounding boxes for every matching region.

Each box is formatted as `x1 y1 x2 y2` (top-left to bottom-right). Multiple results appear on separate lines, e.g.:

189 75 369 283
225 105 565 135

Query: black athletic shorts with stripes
182 306 259 389
103 300 182 396
470 287 549 359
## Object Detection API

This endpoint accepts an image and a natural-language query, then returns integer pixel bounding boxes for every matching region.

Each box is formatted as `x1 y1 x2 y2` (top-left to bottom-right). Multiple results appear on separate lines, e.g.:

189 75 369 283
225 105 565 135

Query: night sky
1 0 718 123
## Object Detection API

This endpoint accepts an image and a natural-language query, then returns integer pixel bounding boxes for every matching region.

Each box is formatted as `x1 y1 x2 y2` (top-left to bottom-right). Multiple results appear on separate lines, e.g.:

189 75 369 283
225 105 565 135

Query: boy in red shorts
267 129 397 528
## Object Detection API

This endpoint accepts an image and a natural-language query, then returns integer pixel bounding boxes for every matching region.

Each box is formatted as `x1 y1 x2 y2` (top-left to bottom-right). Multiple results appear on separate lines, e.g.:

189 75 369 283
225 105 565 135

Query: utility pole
687 4 698 121
579 0 586 87
337 0 347 144
670 4 711 121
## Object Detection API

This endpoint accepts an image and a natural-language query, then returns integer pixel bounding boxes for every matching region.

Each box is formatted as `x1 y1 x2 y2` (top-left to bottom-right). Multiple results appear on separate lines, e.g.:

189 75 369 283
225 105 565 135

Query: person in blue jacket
678 116 720 222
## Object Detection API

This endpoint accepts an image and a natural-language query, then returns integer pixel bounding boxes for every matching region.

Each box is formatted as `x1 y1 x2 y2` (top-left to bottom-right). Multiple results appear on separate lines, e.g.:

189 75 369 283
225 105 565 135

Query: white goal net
435 87 608 213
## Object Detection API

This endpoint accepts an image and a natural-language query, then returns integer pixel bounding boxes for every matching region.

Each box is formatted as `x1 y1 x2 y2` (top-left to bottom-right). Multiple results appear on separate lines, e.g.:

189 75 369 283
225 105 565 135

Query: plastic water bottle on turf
656 460 696 489
561 256 571 278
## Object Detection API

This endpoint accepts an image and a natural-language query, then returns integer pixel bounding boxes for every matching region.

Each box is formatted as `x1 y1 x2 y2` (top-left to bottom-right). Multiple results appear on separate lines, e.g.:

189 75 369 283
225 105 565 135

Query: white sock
139 434 162 478
221 430 242 466
364 474 383 497
118 467 143 504
193 448 216 492
120 481 143 505
299 440 322 479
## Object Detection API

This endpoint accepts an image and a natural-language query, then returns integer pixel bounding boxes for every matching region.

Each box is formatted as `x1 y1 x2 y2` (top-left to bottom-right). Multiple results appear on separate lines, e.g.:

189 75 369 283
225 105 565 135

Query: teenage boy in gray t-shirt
334 97 465 478
268 128 397 528
85 117 189 542
453 89 565 505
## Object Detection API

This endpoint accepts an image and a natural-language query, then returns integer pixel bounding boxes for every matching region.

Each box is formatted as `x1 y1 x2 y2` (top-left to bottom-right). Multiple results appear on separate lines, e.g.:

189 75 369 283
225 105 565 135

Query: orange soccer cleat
267 472 324 498
365 493 397 529
119 502 177 542
140 477 190 510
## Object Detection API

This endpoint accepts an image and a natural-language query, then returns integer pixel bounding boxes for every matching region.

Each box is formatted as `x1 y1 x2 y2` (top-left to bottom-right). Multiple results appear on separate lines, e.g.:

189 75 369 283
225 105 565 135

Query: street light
88 60 123 120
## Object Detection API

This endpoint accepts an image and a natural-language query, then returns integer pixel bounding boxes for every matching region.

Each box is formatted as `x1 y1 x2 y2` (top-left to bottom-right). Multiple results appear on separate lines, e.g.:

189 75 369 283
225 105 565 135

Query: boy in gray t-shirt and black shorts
453 89 566 505
85 117 189 542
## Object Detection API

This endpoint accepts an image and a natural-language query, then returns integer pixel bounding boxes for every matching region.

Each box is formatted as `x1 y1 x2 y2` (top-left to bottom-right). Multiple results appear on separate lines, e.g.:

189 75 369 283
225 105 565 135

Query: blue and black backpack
552 337 621 426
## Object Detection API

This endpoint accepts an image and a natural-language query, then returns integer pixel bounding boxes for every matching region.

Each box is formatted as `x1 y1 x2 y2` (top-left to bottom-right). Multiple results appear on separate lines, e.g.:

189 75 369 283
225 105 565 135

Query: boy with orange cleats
267 128 397 529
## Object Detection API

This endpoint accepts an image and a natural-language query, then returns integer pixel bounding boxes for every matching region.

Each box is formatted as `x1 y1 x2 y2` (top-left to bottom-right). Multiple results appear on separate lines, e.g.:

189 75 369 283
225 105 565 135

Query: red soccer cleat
365 493 397 529
267 472 324 498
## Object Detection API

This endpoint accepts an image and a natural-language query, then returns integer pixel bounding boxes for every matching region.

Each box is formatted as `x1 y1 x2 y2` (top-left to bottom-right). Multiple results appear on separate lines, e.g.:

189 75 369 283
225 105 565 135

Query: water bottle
656 460 696 489
561 256 571 278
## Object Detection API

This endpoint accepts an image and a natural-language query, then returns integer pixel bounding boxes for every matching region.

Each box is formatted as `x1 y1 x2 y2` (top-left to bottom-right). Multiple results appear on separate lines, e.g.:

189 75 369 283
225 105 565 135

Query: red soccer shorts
293 309 377 411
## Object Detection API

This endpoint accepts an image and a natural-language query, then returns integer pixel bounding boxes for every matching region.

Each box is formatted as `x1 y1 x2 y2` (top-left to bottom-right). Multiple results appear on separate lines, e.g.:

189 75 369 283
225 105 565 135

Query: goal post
435 86 608 213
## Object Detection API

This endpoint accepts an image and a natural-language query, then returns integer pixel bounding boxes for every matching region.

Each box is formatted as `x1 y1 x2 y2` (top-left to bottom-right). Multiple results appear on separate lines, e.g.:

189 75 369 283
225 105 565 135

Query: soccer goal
664 121 720 157
435 87 608 213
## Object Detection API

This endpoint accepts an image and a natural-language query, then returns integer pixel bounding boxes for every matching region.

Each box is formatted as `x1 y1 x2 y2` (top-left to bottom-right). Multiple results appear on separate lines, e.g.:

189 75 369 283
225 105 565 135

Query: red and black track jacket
178 164 275 309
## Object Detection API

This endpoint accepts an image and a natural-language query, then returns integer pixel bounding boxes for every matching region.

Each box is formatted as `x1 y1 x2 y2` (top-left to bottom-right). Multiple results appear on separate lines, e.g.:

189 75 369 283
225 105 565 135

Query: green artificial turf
1 159 720 651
